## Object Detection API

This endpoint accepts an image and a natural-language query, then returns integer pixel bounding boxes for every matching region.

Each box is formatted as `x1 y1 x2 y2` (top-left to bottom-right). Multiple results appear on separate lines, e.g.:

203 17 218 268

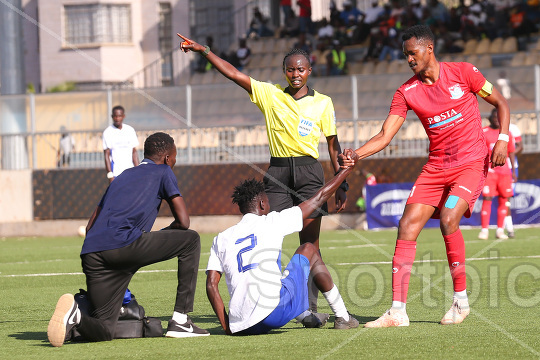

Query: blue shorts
238 254 310 335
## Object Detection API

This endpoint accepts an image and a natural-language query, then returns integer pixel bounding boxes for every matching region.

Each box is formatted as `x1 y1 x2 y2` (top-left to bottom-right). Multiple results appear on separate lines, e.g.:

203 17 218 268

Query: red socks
392 240 416 303
481 198 492 229
497 197 508 228
392 232 466 302
443 230 466 292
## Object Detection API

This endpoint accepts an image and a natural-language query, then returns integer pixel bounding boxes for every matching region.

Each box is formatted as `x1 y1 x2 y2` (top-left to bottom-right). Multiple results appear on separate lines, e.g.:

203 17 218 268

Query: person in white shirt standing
206 164 360 335
103 105 140 182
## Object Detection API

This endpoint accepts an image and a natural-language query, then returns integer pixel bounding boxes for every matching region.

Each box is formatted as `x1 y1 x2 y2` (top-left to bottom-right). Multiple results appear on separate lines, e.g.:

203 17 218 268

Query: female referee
179 35 348 323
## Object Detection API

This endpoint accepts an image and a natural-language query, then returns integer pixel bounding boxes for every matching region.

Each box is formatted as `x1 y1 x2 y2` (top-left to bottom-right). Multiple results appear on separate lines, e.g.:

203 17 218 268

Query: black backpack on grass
68 289 163 341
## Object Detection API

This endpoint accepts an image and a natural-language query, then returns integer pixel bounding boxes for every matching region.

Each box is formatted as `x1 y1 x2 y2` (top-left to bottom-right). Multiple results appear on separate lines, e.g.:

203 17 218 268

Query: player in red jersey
339 25 510 327
478 109 516 240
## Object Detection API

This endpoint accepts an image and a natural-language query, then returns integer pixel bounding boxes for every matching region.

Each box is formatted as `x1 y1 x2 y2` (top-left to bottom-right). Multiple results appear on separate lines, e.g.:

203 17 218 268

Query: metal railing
2 66 539 170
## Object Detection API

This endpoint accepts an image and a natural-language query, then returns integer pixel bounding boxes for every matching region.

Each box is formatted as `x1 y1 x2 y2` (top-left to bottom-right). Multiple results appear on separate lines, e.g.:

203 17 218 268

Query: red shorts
406 157 488 219
482 170 514 198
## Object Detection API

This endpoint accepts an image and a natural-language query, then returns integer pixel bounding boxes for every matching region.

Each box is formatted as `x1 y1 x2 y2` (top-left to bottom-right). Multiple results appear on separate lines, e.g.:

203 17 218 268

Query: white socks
172 311 187 324
504 215 514 232
391 301 406 313
295 310 311 322
323 285 349 321
454 290 469 304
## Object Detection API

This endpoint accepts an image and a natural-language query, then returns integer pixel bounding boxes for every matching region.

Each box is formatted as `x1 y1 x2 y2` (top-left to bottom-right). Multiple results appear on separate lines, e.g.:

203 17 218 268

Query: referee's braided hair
282 48 311 72
232 178 266 214
144 132 175 160
402 25 435 45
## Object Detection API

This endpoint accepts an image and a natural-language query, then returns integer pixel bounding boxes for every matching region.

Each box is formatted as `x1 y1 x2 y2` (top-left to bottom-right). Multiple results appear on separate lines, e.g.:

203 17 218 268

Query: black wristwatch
339 181 349 192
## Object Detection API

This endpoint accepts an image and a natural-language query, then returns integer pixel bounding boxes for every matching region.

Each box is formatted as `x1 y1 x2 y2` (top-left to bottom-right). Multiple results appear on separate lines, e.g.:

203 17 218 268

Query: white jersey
102 124 139 177
206 206 303 333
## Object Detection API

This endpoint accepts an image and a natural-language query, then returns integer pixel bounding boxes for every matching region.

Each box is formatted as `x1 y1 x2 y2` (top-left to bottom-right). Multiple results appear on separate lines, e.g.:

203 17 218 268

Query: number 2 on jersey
235 234 259 273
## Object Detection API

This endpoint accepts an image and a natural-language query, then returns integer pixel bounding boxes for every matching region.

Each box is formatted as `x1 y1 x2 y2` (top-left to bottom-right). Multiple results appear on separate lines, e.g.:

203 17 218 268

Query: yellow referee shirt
249 78 338 158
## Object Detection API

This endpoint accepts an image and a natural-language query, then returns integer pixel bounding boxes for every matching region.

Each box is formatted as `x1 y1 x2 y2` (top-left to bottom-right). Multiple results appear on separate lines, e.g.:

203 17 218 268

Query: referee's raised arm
178 33 252 93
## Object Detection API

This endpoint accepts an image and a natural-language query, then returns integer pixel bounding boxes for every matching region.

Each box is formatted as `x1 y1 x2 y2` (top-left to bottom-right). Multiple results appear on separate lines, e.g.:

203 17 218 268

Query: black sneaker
48 294 81 347
301 312 330 328
165 316 210 337
334 313 360 330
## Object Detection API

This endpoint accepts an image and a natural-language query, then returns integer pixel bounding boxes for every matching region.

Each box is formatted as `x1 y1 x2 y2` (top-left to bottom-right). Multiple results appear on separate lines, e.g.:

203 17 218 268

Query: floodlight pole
0 0 29 169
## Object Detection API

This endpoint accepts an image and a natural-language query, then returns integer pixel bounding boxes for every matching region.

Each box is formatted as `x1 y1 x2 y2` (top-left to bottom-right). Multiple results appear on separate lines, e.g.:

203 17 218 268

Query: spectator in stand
363 27 385 61
459 6 477 40
329 0 341 25
344 14 360 45
280 0 293 26
297 0 313 34
447 7 463 34
434 24 464 54
293 33 313 56
197 36 215 72
340 0 365 25
379 27 402 61
360 0 386 42
247 7 274 38
389 0 406 24
420 7 437 27
317 18 334 40
509 3 536 44
326 40 347 75
467 4 487 30
235 38 251 71
410 0 424 23
280 8 300 38
364 0 385 27
427 0 450 25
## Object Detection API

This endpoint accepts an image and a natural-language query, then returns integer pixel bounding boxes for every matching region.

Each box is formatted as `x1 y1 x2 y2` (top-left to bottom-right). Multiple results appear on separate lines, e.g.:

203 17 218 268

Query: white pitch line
1 255 538 278
335 254 540 266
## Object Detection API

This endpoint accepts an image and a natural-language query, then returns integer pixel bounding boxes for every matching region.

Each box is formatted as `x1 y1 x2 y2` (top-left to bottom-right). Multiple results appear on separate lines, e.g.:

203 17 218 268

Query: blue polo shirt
81 159 181 255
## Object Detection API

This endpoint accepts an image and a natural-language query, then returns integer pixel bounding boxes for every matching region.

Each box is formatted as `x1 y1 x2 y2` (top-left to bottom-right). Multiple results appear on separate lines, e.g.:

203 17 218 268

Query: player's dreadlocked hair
402 25 435 45
231 178 266 214
144 132 175 160
282 48 311 72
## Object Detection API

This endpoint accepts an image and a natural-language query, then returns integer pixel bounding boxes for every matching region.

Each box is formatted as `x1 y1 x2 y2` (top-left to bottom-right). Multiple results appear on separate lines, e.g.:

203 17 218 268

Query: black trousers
77 229 201 341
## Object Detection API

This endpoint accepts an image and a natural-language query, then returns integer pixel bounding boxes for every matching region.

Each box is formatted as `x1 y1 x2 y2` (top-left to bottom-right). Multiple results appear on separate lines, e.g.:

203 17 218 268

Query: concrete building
21 0 190 92
15 0 338 93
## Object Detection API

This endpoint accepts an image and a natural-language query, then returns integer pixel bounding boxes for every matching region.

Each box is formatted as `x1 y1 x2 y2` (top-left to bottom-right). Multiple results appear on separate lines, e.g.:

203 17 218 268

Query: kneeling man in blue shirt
48 132 209 347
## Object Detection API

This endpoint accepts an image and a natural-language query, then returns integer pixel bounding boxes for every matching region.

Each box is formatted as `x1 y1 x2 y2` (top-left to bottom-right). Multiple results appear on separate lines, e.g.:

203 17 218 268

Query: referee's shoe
48 293 81 347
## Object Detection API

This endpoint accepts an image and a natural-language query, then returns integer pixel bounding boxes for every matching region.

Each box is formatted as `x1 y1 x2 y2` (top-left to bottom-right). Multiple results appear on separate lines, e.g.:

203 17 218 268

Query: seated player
479 109 516 240
206 164 360 335
47 132 208 347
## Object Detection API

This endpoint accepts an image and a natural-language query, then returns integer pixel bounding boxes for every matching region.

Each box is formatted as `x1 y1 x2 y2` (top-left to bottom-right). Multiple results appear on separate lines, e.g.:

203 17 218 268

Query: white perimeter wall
0 170 33 223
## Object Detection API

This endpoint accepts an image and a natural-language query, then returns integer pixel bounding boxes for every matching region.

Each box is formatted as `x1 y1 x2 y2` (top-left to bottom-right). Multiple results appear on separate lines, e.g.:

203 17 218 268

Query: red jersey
483 126 515 175
390 62 489 169
297 0 311 17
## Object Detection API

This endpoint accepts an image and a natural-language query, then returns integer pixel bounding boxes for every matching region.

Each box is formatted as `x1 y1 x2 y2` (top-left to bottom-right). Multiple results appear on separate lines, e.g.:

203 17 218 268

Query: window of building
64 4 132 45
158 2 173 85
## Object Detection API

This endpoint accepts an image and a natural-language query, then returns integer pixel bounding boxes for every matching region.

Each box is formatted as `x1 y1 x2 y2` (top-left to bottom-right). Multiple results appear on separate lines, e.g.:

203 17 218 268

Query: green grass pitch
1 227 539 359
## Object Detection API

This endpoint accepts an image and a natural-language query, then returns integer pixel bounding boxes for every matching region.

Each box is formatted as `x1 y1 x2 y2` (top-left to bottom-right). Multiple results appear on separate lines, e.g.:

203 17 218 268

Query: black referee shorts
263 156 327 218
